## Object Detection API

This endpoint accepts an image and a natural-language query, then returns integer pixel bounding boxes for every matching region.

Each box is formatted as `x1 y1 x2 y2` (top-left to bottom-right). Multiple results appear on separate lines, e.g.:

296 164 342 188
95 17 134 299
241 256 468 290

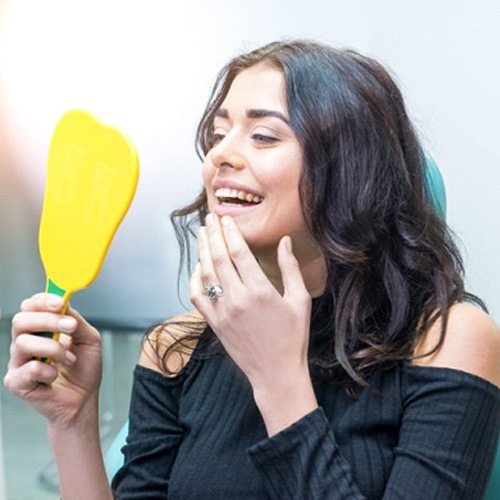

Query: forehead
221 65 287 113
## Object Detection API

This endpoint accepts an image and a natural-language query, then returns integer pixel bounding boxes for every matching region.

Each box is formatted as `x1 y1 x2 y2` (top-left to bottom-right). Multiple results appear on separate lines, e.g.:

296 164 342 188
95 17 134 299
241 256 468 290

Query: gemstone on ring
204 283 224 302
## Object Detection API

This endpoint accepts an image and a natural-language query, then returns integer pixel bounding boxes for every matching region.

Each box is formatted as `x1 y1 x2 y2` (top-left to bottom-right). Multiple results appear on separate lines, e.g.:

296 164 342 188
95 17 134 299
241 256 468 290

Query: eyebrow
215 108 290 124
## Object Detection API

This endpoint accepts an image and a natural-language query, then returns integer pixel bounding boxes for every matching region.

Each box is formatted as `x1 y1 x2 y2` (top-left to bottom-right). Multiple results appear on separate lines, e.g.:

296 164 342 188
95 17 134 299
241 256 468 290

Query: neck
256 246 327 298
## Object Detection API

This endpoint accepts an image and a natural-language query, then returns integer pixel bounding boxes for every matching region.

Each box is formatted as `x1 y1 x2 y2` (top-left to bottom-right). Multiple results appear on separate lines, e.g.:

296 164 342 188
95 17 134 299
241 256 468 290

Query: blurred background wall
1 0 499 328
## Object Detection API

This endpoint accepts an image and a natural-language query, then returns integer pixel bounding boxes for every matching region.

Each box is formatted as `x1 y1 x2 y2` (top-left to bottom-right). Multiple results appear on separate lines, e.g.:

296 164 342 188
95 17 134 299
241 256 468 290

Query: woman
4 40 500 499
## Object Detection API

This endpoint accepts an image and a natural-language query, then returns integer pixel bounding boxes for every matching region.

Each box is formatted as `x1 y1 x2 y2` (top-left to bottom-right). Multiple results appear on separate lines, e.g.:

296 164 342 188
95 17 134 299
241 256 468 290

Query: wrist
46 396 111 500
252 369 318 436
47 393 100 437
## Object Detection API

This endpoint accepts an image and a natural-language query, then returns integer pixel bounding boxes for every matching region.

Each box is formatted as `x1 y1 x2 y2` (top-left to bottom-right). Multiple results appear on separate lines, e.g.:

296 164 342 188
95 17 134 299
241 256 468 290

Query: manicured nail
58 317 75 332
65 350 77 364
206 213 214 226
47 295 63 309
221 216 231 226
284 236 293 252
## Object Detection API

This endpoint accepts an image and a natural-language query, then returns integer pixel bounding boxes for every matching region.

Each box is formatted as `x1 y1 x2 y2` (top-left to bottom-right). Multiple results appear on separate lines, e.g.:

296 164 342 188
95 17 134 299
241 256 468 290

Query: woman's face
202 64 318 263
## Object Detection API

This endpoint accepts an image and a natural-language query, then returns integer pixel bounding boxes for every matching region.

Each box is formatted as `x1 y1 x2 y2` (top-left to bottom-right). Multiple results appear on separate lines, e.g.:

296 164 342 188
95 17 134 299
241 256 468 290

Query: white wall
0 0 498 326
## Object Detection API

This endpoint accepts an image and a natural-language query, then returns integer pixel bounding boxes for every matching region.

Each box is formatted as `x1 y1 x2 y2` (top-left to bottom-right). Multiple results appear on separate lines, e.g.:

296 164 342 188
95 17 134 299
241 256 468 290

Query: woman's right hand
3 292 103 429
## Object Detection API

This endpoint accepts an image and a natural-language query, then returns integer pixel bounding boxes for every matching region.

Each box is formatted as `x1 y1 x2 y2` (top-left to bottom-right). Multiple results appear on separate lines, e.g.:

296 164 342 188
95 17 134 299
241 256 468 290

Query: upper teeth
215 187 262 203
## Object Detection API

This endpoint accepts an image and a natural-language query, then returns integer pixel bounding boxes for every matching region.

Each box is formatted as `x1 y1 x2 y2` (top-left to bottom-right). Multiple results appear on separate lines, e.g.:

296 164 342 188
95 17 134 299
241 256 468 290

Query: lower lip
213 201 262 217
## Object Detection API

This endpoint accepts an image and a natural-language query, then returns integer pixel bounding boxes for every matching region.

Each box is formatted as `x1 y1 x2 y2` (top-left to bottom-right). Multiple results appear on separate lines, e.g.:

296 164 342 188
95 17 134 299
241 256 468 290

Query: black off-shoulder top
112 304 500 499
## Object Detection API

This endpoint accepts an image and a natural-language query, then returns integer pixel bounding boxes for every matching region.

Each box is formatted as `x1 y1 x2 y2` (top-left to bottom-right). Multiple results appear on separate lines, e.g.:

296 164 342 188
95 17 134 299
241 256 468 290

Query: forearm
48 401 112 500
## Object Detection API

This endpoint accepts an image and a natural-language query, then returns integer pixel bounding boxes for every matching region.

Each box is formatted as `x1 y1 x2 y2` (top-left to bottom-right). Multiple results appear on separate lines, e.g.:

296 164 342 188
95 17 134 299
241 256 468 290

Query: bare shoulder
139 309 206 375
412 302 500 388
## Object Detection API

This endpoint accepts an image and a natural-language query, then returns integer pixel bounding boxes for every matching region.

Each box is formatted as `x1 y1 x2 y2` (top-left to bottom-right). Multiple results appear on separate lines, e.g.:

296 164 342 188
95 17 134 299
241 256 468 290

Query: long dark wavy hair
149 40 481 388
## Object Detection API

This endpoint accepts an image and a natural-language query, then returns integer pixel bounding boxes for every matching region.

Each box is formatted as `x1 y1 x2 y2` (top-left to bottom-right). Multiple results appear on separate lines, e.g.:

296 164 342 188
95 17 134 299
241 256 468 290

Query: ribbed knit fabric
112 316 500 499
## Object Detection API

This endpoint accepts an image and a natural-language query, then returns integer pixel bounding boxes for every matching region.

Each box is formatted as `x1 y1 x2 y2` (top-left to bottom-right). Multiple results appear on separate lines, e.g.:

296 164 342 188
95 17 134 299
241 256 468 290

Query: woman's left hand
190 214 318 434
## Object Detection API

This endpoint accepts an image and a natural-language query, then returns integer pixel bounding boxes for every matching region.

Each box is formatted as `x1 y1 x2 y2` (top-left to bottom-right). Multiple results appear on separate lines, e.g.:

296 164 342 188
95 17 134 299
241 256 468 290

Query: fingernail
58 317 75 332
221 216 231 226
65 350 77 365
47 295 63 309
284 236 293 252
206 213 214 226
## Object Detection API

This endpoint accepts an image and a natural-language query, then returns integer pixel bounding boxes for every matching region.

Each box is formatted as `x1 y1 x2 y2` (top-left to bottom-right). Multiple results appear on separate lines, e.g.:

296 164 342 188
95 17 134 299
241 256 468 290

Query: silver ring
204 283 224 302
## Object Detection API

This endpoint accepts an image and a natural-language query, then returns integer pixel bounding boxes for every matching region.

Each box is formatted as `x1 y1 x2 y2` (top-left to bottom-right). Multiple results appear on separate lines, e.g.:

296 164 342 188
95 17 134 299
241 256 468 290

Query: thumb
64 304 100 346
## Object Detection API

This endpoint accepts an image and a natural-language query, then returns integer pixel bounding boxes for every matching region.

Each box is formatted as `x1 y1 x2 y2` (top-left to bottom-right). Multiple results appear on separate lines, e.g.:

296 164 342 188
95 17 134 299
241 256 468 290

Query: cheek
257 150 302 190
202 159 214 186
275 157 301 202
202 161 216 197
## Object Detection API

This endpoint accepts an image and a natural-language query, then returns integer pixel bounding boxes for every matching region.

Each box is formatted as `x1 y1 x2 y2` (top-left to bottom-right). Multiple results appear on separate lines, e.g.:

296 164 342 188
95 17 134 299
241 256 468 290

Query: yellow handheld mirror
38 109 139 350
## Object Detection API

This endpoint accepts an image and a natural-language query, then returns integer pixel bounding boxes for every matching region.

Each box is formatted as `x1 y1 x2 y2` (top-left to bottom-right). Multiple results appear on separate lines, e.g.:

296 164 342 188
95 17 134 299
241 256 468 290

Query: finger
277 236 310 301
220 215 265 284
63 304 100 345
11 310 77 341
189 262 203 296
20 293 66 314
197 226 220 287
15 295 78 364
9 332 77 369
205 214 241 286
4 360 58 397
189 262 210 316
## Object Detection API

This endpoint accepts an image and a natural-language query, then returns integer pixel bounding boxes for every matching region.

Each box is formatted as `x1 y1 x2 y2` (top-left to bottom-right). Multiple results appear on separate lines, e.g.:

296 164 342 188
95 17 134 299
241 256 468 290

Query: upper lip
211 178 264 199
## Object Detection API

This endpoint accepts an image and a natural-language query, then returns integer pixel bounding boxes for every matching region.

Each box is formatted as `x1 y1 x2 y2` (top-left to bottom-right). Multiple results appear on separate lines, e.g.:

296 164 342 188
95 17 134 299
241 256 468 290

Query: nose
208 133 246 170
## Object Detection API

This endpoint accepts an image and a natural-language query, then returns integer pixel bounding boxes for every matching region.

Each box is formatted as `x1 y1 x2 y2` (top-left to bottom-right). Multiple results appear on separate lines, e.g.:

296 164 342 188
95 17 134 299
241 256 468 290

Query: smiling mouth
215 187 263 206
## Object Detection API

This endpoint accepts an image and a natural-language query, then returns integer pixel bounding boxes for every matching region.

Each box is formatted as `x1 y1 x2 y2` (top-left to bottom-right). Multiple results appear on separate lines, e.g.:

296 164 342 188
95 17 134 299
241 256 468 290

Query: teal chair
105 420 128 481
486 445 500 500
103 157 500 498
424 154 446 219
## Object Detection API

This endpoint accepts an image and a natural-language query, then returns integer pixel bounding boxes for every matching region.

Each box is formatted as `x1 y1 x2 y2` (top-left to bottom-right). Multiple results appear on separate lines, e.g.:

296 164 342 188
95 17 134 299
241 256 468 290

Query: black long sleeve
248 365 500 499
111 366 185 498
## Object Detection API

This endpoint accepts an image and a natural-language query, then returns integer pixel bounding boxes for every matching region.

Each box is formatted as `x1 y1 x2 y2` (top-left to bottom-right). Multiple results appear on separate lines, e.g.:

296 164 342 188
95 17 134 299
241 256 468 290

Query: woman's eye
250 133 278 144
210 132 226 146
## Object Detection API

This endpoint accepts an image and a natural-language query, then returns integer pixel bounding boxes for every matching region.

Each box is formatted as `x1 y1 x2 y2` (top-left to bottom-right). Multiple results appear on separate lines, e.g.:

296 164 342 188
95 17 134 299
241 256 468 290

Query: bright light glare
0 0 209 194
